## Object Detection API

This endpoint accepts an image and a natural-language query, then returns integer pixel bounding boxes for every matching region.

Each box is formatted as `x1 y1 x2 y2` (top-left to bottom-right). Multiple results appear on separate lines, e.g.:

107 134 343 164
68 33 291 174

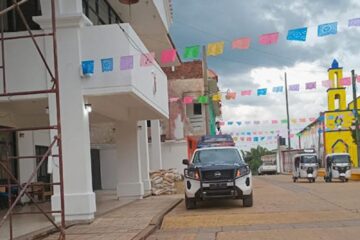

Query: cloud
170 0 360 149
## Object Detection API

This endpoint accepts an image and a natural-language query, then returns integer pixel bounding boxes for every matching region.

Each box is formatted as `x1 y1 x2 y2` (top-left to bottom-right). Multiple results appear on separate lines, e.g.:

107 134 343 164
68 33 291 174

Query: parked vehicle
292 149 318 183
324 153 352 182
258 162 277 175
186 134 235 160
182 146 253 209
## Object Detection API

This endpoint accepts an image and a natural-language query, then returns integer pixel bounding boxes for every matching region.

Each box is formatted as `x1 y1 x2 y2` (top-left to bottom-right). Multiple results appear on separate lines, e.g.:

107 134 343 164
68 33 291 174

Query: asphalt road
148 175 360 240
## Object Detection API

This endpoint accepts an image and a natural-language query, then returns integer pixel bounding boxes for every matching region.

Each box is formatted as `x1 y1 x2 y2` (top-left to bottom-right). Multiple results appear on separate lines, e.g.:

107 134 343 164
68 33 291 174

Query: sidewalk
41 195 182 240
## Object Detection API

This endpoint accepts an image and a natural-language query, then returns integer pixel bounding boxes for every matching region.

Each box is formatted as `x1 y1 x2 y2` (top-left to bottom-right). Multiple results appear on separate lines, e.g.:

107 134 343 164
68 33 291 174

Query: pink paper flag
290 134 295 138
299 118 306 123
357 76 360 82
219 121 225 126
241 90 252 96
232 37 251 49
225 91 237 100
322 80 331 88
340 77 351 86
140 52 155 67
183 96 193 104
169 97 179 102
161 49 176 64
259 32 279 45
272 120 278 124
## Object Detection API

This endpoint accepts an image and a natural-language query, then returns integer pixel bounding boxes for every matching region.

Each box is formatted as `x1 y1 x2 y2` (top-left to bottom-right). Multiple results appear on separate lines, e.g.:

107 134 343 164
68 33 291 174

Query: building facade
159 61 221 171
0 0 177 222
299 60 358 167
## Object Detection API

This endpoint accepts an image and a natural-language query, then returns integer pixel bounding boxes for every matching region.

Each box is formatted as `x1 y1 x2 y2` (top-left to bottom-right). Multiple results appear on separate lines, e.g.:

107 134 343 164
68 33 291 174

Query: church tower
327 59 346 111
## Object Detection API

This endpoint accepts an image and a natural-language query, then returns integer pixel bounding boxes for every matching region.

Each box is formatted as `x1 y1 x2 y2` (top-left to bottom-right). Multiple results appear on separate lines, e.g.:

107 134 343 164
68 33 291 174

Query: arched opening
334 72 339 88
334 94 341 110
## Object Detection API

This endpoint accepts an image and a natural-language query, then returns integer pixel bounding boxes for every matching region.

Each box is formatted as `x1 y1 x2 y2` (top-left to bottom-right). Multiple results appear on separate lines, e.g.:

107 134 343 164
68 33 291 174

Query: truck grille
201 169 235 181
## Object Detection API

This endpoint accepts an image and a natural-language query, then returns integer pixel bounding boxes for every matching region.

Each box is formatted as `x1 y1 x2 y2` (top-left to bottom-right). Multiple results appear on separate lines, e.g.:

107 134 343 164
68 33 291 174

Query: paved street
148 175 360 240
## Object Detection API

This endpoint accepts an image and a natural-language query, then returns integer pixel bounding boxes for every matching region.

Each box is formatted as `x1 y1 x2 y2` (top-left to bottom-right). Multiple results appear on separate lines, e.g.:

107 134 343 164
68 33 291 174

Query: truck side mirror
182 159 189 165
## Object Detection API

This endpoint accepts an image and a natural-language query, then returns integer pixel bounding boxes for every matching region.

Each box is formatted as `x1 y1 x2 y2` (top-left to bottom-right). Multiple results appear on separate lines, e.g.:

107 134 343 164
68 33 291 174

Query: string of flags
168 76 360 104
219 117 317 126
81 17 360 73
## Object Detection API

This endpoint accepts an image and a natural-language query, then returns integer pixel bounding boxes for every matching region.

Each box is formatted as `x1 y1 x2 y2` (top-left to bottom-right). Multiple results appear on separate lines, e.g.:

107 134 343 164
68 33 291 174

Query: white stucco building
0 0 178 222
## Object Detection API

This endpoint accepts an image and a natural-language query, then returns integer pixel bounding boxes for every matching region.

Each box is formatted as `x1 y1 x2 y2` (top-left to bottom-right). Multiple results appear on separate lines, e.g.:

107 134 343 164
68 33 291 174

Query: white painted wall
80 24 169 118
149 140 187 173
153 0 172 32
0 31 47 100
99 147 117 190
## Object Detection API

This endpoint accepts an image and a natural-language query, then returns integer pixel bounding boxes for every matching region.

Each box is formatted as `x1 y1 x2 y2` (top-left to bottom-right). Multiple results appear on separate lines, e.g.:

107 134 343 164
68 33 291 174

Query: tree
242 145 272 174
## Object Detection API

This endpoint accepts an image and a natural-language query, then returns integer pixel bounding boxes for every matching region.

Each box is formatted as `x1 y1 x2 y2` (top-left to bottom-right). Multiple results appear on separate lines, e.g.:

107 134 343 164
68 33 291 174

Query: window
82 0 123 26
1 0 41 32
193 103 202 115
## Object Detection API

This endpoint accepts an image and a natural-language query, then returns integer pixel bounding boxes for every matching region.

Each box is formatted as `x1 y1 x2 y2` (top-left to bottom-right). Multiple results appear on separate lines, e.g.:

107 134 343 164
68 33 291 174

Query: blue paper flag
82 60 95 75
236 121 242 126
287 27 307 41
318 22 337 37
101 58 113 72
254 137 259 142
257 88 267 96
272 86 283 93
227 121 234 125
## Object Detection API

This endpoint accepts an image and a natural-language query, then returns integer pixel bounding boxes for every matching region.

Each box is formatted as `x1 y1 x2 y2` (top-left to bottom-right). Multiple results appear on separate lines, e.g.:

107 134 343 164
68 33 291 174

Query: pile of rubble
150 169 183 196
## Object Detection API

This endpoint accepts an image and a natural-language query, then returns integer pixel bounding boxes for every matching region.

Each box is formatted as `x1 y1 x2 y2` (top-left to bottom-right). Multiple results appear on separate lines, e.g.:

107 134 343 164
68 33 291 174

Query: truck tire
185 195 196 209
243 192 253 207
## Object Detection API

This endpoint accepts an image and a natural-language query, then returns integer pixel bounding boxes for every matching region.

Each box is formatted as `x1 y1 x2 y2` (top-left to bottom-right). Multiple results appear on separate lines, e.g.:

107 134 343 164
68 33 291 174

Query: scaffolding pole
0 0 65 239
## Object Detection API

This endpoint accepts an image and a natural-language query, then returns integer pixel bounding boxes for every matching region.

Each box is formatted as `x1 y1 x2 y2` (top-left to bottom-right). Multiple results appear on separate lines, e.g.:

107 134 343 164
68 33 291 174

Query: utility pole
202 45 210 135
284 72 291 151
351 69 360 167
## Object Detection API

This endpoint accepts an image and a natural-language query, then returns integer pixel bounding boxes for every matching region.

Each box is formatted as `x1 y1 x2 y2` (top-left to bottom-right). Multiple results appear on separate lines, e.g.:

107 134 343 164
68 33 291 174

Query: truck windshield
332 155 351 164
192 148 243 165
301 155 317 164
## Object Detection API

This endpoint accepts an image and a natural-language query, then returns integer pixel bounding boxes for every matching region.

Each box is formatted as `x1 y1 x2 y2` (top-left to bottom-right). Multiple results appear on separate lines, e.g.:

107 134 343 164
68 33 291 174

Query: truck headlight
236 165 250 178
184 169 200 180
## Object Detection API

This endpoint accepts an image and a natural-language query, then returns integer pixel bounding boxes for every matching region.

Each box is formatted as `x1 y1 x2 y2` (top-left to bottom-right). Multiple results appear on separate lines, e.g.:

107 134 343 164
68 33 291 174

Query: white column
35 1 96 221
150 120 163 171
115 121 144 199
137 121 151 194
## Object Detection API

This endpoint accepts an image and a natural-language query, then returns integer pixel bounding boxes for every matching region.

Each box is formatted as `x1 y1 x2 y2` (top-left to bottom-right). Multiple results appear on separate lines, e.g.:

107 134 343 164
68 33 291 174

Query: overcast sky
169 0 360 150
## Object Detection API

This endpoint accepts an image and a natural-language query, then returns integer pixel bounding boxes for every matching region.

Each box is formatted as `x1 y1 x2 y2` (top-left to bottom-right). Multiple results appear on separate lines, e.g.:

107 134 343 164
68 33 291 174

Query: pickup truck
182 146 253 209
258 162 277 175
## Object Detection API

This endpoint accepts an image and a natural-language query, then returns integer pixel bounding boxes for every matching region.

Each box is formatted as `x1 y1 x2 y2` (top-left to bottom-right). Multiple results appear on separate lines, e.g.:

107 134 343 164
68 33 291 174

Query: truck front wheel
185 195 196 209
243 192 253 207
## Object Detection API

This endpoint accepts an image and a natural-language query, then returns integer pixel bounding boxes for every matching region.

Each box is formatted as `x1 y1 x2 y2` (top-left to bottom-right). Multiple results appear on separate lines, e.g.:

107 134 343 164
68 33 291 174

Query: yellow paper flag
212 92 222 101
207 41 224 56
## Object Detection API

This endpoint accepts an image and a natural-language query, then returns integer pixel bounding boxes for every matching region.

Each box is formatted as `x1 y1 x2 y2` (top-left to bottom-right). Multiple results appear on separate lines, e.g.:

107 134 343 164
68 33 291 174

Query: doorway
91 149 102 190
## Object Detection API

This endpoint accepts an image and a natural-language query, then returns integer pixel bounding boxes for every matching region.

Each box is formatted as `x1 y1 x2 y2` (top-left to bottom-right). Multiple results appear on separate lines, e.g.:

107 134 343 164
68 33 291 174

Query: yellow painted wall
327 88 347 111
328 68 343 88
324 111 353 131
324 131 358 167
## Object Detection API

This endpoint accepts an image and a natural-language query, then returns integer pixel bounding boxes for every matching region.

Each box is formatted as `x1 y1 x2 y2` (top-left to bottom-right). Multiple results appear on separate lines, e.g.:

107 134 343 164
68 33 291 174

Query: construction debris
150 169 183 195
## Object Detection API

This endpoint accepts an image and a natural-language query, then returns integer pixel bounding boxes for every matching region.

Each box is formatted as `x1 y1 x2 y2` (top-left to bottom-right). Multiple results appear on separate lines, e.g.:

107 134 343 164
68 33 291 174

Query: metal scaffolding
0 0 65 239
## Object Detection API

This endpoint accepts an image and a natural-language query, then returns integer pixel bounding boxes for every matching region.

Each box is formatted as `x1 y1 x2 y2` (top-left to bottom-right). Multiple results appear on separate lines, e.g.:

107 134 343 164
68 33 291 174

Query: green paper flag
183 45 200 59
197 95 208 104
281 119 288 124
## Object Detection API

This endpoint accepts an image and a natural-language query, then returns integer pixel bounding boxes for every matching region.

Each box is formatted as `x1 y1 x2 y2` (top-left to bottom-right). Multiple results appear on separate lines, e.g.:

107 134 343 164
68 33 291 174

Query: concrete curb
132 198 183 240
